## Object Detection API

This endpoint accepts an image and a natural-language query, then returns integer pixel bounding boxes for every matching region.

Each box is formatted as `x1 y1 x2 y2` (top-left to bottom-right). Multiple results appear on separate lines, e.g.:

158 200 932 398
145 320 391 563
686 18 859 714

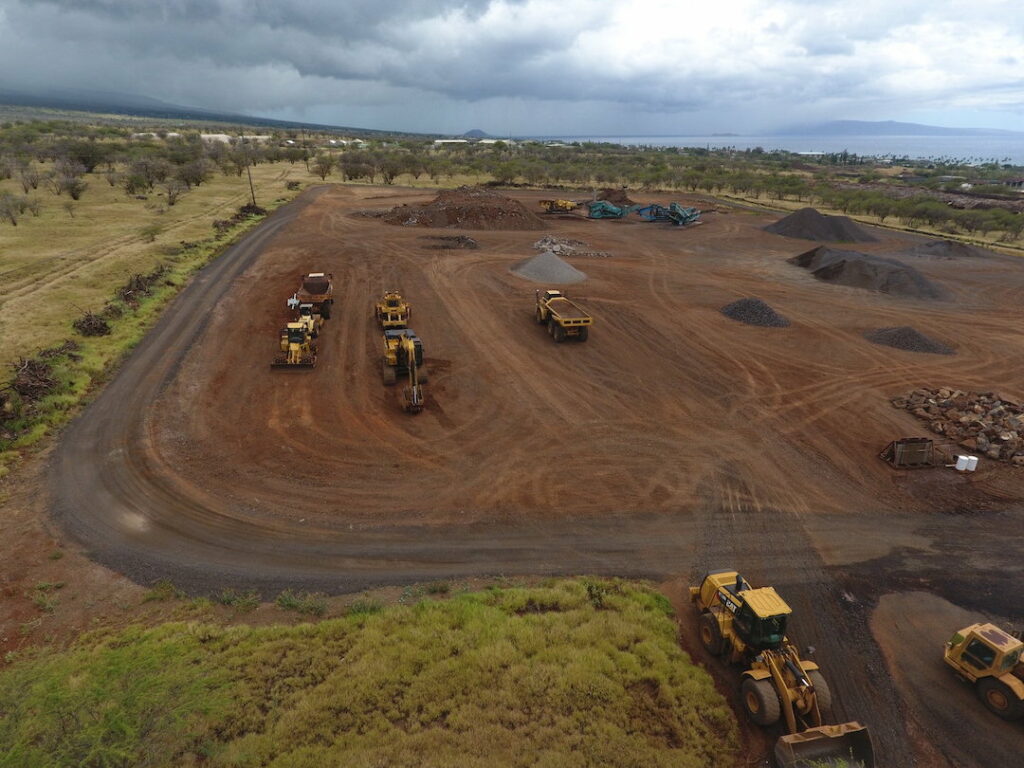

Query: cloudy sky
0 0 1021 135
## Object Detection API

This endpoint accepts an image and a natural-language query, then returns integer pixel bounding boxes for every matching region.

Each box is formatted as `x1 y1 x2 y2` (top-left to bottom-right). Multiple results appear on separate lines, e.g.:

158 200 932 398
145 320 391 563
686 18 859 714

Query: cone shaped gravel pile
383 186 544 230
789 247 946 299
510 251 587 284
720 298 790 327
765 207 877 242
902 239 993 259
865 326 954 355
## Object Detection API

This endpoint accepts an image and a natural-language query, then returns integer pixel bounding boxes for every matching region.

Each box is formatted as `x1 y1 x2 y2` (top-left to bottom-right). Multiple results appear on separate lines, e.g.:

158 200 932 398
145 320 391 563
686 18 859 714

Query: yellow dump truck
944 622 1024 720
534 289 592 343
288 272 334 320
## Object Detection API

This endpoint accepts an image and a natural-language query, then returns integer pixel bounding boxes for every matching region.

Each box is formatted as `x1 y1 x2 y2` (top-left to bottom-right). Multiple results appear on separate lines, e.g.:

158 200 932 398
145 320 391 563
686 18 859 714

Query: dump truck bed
296 273 333 302
546 297 592 324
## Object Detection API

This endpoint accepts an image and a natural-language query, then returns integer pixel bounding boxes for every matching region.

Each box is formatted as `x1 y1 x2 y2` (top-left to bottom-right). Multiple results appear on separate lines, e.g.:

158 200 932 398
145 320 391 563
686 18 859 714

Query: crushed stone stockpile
533 234 610 259
421 235 479 249
892 388 1024 463
765 207 877 243
510 251 587 284
720 298 790 327
789 247 946 299
597 188 636 206
901 239 993 259
865 326 954 355
383 186 544 230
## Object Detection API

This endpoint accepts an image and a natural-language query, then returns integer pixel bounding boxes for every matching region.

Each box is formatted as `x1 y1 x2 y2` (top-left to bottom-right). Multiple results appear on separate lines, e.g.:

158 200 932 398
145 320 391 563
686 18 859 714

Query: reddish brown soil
33 184 1024 767
381 186 544 230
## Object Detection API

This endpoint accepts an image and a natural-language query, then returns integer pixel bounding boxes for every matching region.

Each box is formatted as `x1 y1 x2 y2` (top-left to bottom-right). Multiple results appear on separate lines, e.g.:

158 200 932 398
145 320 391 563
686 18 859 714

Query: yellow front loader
538 199 579 214
691 569 874 768
271 322 317 368
375 290 411 330
944 622 1024 720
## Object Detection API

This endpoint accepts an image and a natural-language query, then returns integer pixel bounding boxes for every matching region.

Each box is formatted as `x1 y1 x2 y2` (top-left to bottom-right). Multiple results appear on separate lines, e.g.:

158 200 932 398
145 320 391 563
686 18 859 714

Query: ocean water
546 135 1024 165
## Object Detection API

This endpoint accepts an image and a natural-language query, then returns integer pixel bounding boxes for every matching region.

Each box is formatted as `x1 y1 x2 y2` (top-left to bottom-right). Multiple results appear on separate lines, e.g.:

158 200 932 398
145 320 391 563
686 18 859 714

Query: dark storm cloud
0 0 1021 132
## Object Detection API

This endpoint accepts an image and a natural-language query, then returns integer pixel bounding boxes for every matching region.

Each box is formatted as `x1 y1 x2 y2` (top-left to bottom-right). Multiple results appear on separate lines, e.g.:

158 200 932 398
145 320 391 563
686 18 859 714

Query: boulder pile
533 235 610 259
892 388 1024 463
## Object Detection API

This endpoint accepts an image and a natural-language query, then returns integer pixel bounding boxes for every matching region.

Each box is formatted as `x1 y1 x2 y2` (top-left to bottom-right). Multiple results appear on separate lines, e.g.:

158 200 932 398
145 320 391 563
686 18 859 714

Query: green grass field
0 579 739 768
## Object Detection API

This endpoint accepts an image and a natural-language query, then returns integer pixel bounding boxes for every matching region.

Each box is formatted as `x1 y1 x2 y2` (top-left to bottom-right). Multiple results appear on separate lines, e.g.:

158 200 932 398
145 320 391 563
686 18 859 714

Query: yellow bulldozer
944 622 1024 720
538 199 579 214
375 291 411 330
271 322 316 368
691 569 874 768
381 328 426 413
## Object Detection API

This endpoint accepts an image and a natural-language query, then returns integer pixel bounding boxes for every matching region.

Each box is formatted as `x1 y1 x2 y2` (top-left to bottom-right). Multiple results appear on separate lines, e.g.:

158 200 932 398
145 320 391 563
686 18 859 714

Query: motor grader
375 291 411 330
381 328 426 413
271 322 316 368
944 622 1024 720
691 569 874 768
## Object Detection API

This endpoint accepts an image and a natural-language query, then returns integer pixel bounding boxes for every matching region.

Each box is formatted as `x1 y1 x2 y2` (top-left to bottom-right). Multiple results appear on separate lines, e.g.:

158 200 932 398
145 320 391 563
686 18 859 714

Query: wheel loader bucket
774 722 874 768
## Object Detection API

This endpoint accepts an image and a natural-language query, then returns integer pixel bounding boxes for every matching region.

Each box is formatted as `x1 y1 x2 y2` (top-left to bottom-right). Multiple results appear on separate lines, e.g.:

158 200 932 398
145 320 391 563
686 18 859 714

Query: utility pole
246 160 257 208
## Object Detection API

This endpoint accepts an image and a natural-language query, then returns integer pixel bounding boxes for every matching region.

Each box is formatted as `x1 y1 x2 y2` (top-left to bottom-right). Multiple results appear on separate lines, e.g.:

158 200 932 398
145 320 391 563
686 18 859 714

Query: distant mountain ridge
0 86 421 137
773 120 1024 137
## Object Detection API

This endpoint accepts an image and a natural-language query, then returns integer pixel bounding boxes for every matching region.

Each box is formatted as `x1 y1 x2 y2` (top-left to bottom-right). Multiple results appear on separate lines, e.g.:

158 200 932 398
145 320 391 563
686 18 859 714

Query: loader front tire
553 325 566 343
741 677 781 726
807 670 832 716
699 612 725 656
536 308 546 325
577 327 589 342
978 678 1024 720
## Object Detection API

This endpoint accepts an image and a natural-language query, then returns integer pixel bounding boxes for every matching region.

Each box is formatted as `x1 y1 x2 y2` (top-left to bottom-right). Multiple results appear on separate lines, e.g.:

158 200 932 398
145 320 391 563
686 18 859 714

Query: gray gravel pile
902 239 992 259
789 247 947 299
765 207 877 242
720 298 790 327
510 251 587 284
865 326 954 355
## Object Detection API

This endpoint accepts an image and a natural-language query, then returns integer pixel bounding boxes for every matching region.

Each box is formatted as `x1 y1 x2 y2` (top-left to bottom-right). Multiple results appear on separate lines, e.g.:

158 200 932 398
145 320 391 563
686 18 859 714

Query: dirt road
50 185 1024 766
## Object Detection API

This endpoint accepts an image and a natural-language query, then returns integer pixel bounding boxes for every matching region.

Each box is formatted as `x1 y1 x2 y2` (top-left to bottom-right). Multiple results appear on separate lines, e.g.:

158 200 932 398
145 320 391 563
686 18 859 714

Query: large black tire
553 325 566 343
547 319 556 336
577 327 589 342
807 670 832 716
978 677 1024 720
536 308 546 325
320 301 331 320
741 677 781 726
699 612 725 656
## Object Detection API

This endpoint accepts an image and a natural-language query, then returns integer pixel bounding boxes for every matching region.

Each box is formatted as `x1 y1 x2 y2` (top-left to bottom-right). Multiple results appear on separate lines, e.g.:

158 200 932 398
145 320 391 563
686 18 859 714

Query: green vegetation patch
0 579 738 768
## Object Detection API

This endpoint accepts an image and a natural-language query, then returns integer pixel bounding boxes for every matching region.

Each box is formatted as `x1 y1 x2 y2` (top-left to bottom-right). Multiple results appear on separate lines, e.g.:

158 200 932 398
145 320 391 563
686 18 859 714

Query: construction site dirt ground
24 184 1024 766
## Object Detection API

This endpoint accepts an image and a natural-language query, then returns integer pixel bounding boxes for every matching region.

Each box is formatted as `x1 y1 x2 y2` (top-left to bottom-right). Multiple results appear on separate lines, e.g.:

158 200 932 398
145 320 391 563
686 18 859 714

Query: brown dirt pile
892 388 1024 463
789 247 946 299
597 188 636 206
765 207 877 242
383 186 544 230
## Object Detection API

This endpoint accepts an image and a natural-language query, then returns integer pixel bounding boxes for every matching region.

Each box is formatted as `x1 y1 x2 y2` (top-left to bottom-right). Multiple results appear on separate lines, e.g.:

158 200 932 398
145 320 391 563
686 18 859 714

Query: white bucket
955 455 970 471
966 456 978 472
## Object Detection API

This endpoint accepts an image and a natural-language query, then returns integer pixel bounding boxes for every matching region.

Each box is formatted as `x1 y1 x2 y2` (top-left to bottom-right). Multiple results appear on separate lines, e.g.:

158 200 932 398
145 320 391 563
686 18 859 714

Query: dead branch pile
73 310 111 337
10 357 57 401
118 265 168 307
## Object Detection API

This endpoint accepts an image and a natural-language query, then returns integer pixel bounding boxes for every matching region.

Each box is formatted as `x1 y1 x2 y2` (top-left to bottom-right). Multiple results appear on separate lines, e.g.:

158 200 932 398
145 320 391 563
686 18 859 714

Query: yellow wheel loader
271 323 317 368
381 329 426 413
375 291 411 330
944 622 1024 720
296 303 323 338
691 569 874 768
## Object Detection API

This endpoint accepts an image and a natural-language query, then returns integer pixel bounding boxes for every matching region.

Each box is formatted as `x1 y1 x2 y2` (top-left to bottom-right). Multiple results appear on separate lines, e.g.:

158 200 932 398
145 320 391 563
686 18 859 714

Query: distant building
200 133 271 144
1006 178 1024 189
433 139 469 145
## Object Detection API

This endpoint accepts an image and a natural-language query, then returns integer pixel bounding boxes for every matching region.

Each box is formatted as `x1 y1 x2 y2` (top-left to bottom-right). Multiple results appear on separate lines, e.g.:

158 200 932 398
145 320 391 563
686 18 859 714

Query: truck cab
945 623 1024 720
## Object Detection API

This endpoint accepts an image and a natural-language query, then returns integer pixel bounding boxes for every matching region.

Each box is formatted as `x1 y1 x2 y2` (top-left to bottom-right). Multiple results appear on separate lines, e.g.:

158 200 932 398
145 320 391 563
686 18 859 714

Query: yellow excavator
271 322 317 368
381 329 426 413
944 622 1024 720
691 570 874 768
375 291 411 330
538 199 579 214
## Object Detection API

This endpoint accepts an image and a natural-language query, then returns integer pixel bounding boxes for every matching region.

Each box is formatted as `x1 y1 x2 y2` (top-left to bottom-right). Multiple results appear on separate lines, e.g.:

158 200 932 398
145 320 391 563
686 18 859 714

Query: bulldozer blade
773 722 874 768
270 357 317 369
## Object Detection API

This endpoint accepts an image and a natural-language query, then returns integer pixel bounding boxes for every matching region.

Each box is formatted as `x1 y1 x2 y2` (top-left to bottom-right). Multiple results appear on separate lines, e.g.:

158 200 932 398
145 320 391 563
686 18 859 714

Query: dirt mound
510 251 587 284
865 326 954 355
789 247 945 299
901 240 993 259
765 207 877 242
720 298 790 327
597 188 635 206
382 186 544 230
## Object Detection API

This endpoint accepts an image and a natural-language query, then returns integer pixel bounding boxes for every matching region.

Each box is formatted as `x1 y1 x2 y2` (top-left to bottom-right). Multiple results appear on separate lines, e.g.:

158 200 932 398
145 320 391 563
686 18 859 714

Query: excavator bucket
774 723 874 768
401 384 424 413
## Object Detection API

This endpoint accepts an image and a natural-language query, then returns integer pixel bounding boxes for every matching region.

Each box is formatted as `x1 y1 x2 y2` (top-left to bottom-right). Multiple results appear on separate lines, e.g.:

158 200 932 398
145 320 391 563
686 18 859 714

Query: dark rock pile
720 298 790 327
765 207 877 242
789 247 946 299
864 326 953 355
892 388 1024 463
